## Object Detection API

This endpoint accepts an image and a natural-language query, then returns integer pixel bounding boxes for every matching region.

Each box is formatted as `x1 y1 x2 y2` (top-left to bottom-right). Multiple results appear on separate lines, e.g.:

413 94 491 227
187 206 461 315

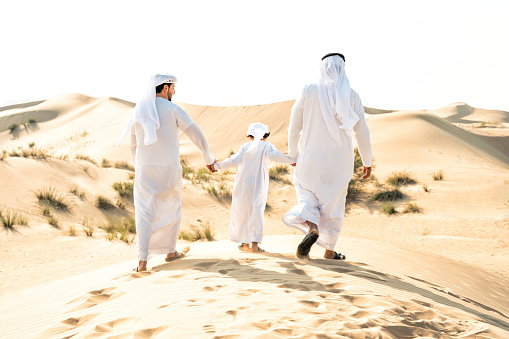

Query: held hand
206 160 217 173
290 163 296 167
361 166 372 179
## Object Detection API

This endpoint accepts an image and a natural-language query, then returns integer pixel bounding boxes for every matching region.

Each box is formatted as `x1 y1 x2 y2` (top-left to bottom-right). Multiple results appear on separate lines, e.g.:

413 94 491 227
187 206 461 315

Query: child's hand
291 163 296 167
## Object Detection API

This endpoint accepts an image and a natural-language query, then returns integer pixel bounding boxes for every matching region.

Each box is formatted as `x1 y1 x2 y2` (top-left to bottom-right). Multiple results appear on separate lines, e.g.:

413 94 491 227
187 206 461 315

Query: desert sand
0 94 508 338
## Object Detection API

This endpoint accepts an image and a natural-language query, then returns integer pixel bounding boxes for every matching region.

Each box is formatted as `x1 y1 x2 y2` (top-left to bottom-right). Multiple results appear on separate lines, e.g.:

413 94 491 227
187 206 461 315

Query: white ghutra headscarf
317 55 359 146
246 122 269 153
117 73 177 146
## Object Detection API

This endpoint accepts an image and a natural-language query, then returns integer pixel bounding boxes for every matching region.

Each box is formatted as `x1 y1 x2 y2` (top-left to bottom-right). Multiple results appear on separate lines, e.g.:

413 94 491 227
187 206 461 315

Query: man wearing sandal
283 53 373 260
117 73 216 272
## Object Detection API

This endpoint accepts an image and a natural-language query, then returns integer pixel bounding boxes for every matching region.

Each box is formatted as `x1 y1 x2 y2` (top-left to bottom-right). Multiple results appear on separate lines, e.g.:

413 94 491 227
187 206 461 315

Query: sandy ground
0 94 508 337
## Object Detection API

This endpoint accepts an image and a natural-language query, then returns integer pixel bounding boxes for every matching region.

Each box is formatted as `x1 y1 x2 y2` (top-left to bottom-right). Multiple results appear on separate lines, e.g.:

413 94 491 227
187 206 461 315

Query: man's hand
361 166 372 179
206 160 217 173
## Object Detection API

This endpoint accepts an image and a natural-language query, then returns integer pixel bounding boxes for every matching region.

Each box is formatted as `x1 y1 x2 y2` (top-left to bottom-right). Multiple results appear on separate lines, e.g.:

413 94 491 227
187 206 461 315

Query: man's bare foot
251 242 265 252
137 260 147 272
324 249 335 259
306 220 319 236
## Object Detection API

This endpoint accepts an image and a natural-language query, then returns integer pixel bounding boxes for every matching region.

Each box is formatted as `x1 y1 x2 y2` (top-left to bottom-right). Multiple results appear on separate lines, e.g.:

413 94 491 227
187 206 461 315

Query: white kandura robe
283 84 372 250
217 140 294 244
131 97 214 261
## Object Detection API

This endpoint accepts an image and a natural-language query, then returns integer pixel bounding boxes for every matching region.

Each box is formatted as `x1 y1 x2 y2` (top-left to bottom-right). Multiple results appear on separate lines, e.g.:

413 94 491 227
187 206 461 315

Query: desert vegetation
179 221 215 242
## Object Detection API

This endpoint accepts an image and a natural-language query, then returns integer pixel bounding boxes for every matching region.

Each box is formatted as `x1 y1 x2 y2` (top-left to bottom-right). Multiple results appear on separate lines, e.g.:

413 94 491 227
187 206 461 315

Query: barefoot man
118 73 216 271
283 53 373 260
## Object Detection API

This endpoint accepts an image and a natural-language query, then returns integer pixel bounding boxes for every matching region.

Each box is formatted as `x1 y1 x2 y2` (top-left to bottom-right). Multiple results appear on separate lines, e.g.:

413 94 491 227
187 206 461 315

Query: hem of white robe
230 235 263 244
283 210 336 251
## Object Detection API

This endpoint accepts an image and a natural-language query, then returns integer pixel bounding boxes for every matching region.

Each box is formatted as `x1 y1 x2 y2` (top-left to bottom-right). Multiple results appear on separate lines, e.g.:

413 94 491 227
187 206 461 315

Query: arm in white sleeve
216 144 246 170
267 143 295 164
181 122 215 165
352 93 373 167
288 87 306 161
130 124 137 165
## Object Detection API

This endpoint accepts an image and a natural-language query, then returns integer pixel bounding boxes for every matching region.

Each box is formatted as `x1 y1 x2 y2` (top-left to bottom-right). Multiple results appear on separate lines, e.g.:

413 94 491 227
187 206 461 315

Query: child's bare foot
251 242 265 253
238 243 250 252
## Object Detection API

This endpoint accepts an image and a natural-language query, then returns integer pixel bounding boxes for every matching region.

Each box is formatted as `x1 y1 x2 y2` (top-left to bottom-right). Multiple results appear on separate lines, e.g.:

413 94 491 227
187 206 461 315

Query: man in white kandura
117 73 216 272
283 53 373 260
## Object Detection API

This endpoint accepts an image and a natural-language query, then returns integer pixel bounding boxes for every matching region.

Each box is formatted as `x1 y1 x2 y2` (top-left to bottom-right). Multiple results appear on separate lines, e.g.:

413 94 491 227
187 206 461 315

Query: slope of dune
432 102 509 125
1 236 508 338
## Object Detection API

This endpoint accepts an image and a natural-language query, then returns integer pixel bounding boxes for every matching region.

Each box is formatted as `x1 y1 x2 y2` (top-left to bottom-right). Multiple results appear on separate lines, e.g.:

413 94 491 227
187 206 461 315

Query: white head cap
246 122 269 153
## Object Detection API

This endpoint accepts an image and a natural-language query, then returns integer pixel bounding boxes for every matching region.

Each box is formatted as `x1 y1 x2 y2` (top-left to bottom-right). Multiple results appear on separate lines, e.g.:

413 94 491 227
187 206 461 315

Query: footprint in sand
202 324 216 334
235 288 260 297
132 326 169 338
297 300 321 308
193 260 221 269
71 287 123 311
129 271 152 280
94 317 136 333
201 285 225 292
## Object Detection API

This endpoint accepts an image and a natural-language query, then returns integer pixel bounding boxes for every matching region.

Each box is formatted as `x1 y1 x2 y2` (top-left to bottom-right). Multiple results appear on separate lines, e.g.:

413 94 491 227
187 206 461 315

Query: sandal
252 247 265 253
332 251 346 260
297 232 319 258
165 251 186 262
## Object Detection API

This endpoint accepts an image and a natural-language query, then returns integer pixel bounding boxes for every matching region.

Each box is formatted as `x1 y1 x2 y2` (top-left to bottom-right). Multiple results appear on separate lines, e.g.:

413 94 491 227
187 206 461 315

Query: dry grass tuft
69 184 87 199
432 170 444 181
386 170 417 186
96 196 115 210
35 187 70 210
371 188 404 202
75 154 98 166
403 202 421 213
68 225 77 236
380 202 396 215
82 216 94 236
112 181 134 198
179 221 215 242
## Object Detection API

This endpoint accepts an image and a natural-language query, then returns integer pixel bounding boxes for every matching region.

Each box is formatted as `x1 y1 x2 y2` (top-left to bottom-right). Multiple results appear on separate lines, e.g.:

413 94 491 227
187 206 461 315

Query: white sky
1 0 508 111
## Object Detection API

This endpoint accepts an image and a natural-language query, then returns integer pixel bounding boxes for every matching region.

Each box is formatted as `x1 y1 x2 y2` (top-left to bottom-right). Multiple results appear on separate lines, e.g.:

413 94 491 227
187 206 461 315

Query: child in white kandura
213 122 296 253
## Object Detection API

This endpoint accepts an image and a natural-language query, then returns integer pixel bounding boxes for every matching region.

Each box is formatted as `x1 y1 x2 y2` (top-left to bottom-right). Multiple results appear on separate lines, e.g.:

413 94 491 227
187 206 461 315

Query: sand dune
1 236 508 338
1 94 508 338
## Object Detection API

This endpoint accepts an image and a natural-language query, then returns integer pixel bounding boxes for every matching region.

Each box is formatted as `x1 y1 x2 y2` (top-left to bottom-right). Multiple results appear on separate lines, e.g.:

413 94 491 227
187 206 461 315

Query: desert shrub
116 199 127 211
119 231 134 243
7 124 18 132
269 165 289 180
16 212 29 226
422 184 429 192
114 161 135 172
207 186 218 196
128 172 135 180
371 188 404 202
403 202 421 213
48 215 59 228
69 184 87 199
101 159 112 168
346 148 371 203
75 154 98 165
96 196 115 210
82 216 94 236
112 181 134 198
180 158 194 179
0 150 6 161
35 187 70 210
179 222 215 242
432 170 444 181
28 142 35 148
28 118 37 124
0 210 16 228
68 225 77 236
42 203 52 216
194 168 211 183
19 147 50 158
380 202 396 215
386 170 417 186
